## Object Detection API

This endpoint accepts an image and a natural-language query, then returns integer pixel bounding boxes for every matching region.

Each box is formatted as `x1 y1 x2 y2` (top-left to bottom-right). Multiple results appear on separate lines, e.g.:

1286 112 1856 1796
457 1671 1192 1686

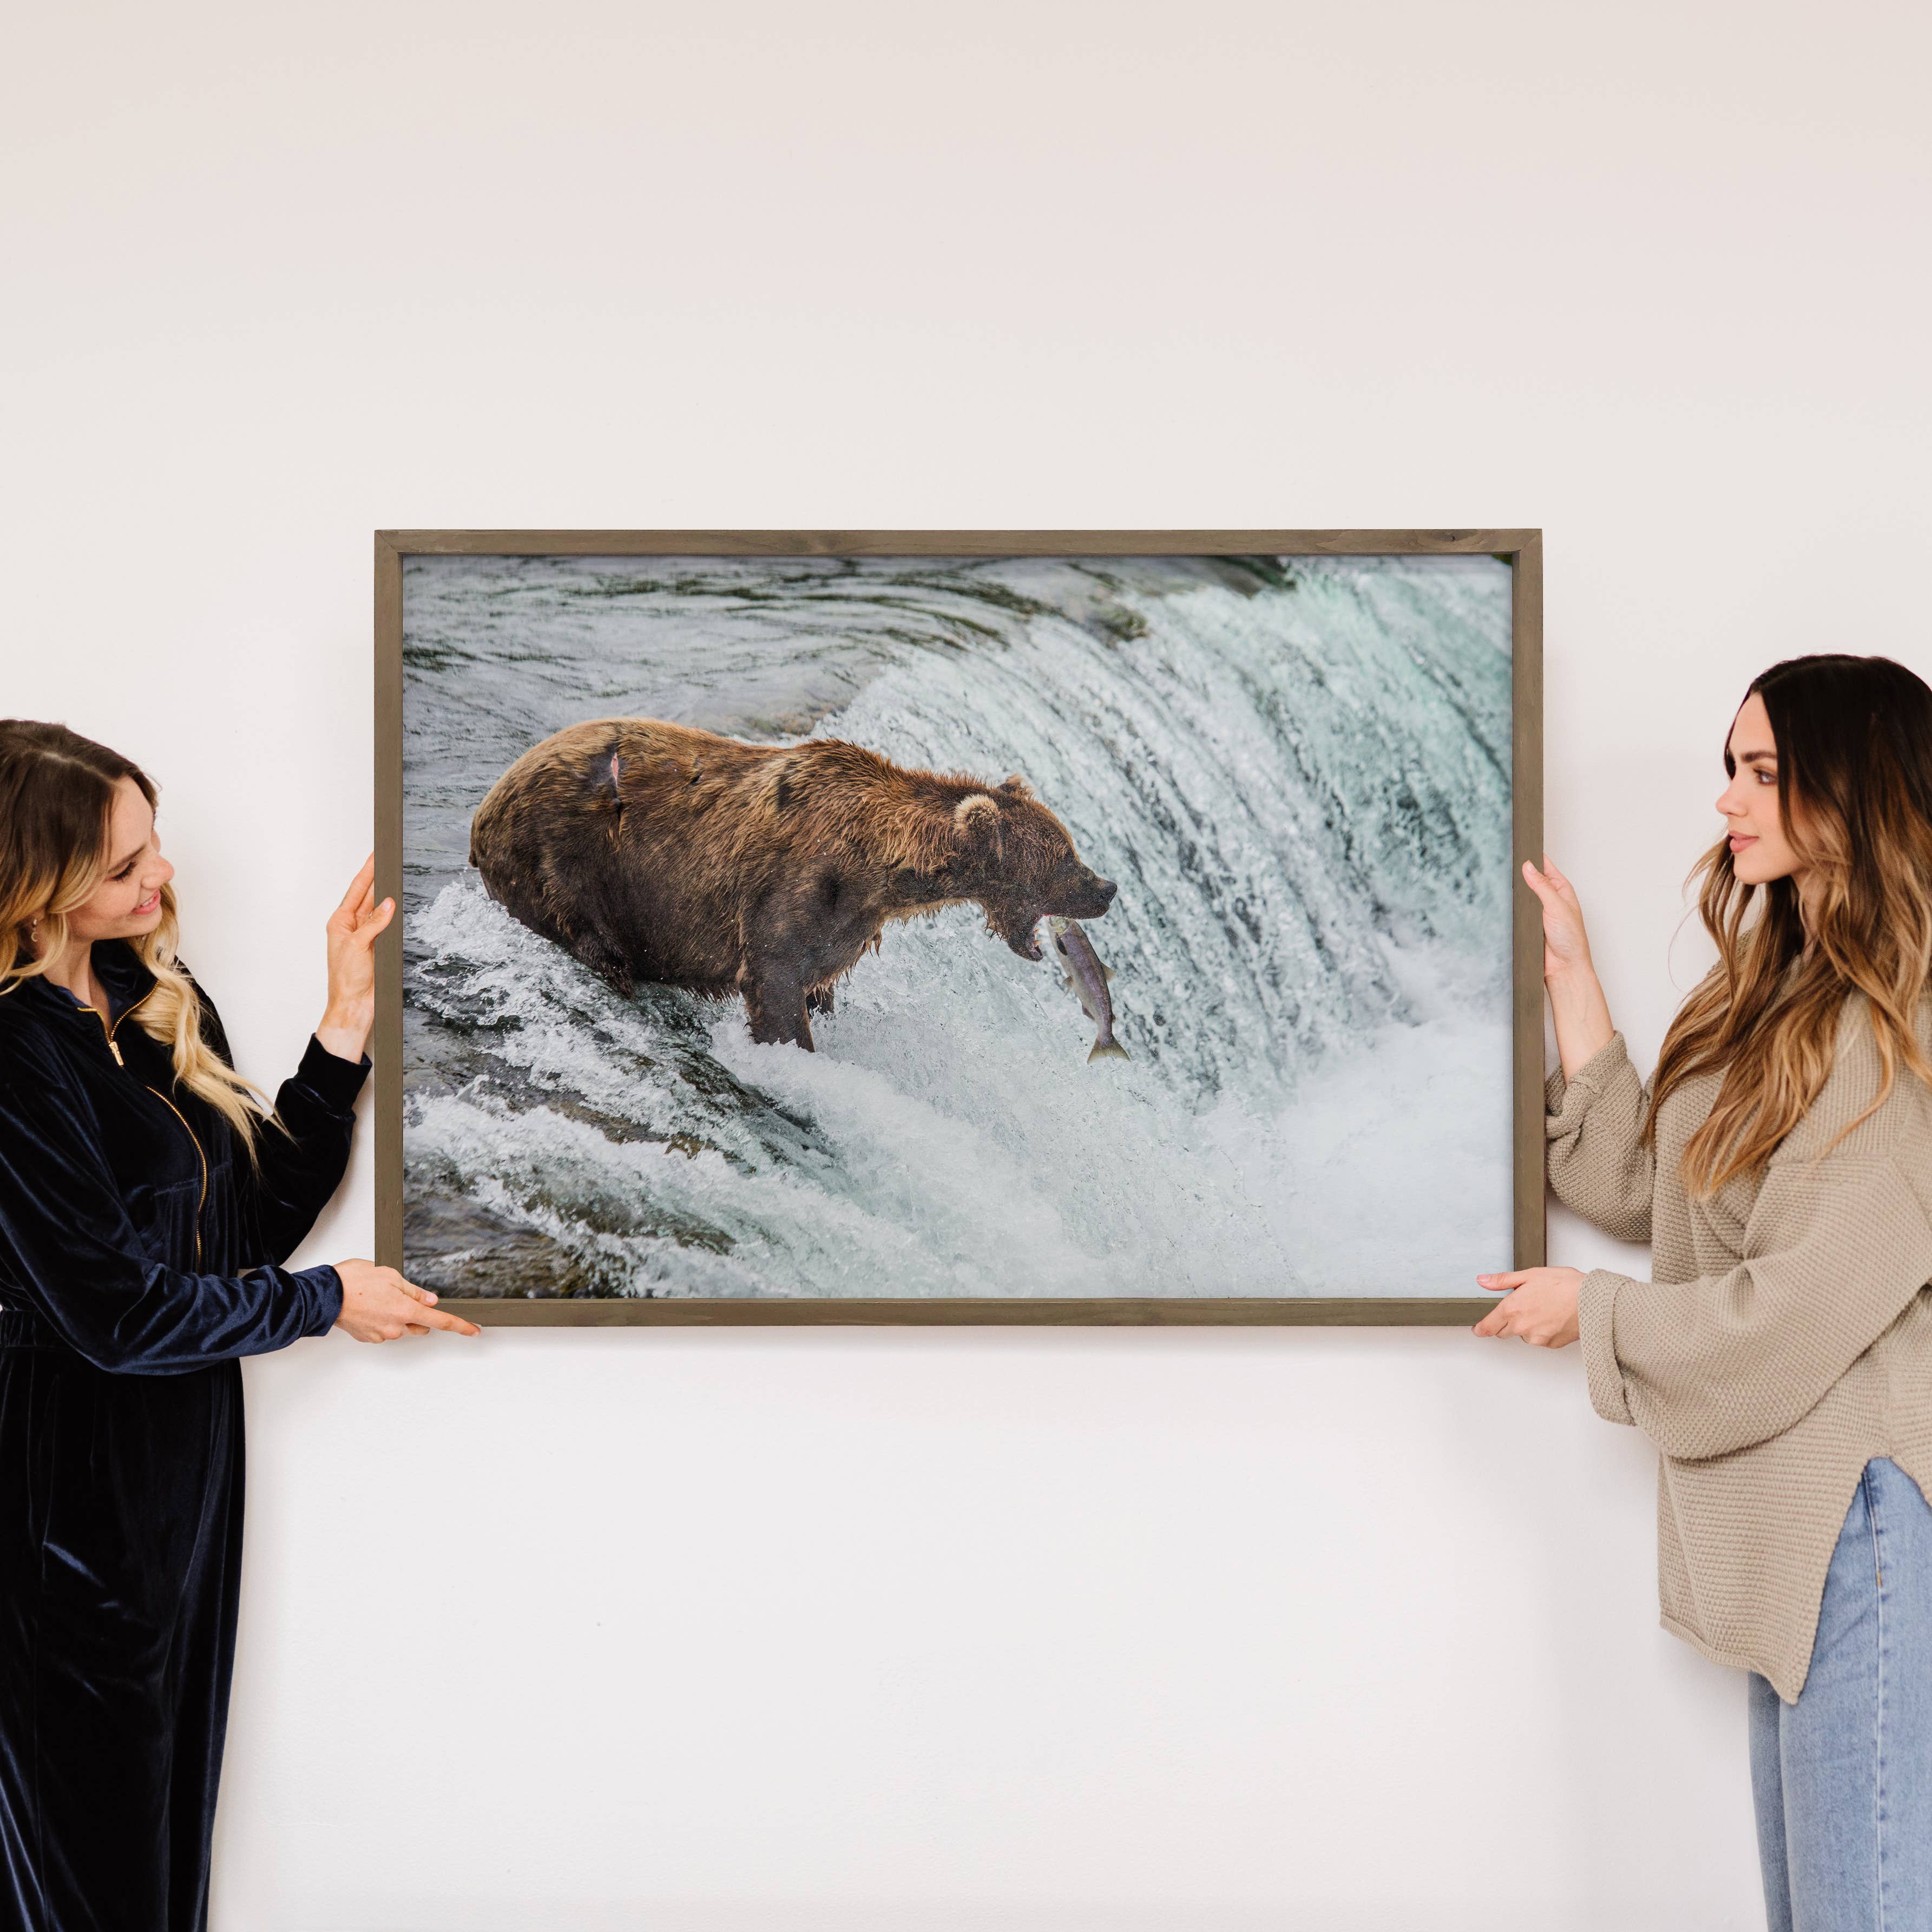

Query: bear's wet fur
469 718 1118 1049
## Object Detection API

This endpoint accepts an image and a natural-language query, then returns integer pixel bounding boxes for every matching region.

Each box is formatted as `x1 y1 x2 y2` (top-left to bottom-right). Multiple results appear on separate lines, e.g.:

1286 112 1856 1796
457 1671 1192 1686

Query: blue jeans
1750 1459 1932 1931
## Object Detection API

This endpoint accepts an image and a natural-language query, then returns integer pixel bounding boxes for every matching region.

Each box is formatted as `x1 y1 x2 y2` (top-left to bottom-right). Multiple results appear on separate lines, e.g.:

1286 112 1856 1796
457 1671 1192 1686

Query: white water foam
405 876 1507 1298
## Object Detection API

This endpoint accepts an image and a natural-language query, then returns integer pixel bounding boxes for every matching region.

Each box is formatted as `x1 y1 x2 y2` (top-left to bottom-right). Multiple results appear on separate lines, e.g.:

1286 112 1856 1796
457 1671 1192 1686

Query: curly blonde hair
0 719 279 1162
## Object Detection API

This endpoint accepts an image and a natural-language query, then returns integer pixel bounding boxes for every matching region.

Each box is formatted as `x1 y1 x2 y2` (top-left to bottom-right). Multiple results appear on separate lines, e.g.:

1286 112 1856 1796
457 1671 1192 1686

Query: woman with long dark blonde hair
0 721 478 1932
1475 654 1932 1928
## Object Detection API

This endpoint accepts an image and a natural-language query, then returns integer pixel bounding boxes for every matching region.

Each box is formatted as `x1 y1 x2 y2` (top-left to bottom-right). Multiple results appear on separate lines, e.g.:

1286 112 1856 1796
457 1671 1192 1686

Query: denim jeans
1750 1458 1932 1931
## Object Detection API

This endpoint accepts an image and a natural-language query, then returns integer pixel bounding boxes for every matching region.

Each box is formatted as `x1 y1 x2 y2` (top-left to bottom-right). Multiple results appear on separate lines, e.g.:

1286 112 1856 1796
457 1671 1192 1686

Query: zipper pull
109 1039 124 1066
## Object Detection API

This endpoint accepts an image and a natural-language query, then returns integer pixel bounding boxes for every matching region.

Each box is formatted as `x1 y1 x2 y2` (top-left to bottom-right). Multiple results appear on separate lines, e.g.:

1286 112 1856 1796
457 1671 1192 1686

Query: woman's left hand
1473 1266 1584 1347
315 855 394 1064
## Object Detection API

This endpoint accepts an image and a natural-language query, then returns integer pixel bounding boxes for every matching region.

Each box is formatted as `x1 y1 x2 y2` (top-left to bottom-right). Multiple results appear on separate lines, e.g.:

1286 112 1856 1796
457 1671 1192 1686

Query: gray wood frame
376 529 1543 1325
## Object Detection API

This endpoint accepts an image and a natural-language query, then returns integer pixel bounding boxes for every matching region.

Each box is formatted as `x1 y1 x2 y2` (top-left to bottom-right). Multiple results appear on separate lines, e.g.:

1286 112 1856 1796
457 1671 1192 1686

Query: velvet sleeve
193 982 370 1267
0 1026 343 1375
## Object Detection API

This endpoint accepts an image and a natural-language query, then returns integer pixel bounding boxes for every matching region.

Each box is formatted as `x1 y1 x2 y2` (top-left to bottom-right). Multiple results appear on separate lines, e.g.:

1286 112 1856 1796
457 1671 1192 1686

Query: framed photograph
376 530 1542 1325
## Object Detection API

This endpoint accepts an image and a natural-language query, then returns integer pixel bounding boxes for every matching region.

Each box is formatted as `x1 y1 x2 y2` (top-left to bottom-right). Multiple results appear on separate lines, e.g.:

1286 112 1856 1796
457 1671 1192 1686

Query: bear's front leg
744 973 815 1050
566 923 635 998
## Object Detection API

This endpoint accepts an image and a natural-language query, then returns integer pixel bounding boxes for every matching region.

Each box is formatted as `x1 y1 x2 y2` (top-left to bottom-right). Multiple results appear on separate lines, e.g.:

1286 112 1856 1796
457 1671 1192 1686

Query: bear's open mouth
994 911 1045 961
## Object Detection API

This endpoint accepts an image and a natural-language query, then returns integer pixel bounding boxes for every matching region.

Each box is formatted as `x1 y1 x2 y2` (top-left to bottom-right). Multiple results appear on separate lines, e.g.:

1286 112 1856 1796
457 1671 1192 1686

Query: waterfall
401 553 1514 1299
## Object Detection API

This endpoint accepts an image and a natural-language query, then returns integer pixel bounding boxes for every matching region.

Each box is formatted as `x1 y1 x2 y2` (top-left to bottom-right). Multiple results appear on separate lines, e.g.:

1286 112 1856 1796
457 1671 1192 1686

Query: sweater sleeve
1545 1032 1655 1244
1577 1147 1932 1460
0 1027 343 1374
194 981 369 1266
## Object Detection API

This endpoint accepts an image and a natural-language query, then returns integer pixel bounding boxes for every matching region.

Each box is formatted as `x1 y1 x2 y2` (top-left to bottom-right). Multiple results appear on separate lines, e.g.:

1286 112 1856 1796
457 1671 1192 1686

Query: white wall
5 3 1926 1926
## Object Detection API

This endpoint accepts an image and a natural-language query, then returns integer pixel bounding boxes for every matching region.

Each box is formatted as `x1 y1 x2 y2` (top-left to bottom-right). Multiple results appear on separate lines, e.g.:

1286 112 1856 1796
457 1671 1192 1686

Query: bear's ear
997 773 1033 799
951 793 1003 863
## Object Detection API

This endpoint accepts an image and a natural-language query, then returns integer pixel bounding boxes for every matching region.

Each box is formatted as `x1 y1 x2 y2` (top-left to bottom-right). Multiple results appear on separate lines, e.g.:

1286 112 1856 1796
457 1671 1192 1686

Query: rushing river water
401 553 1514 1299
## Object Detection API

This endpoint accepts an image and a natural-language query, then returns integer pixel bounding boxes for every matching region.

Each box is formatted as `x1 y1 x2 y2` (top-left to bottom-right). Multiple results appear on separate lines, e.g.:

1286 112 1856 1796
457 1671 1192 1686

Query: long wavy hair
1648 655 1932 1194
0 720 278 1161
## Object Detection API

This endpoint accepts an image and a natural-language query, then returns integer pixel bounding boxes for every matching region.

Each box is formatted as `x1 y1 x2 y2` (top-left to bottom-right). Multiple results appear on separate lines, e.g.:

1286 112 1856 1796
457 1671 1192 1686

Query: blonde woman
0 720 478 1932
1475 655 1932 1929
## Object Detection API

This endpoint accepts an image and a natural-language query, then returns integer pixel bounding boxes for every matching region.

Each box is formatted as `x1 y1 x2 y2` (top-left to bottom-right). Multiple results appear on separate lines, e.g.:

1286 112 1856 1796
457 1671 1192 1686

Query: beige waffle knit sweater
1549 998 1932 1700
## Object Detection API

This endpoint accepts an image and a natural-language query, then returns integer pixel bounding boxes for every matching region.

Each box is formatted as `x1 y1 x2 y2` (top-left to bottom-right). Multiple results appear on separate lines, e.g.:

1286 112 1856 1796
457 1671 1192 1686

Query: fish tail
1088 1040 1129 1063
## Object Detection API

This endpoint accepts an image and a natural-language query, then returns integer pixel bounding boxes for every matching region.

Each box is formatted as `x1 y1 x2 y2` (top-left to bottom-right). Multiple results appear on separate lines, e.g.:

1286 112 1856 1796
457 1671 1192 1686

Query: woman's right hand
1522 855 1594 982
1523 855 1616 1080
331 1259 482 1343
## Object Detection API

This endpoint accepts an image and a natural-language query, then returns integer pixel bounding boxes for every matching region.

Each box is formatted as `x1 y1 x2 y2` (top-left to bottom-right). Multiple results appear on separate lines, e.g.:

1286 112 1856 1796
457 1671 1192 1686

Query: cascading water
401 553 1514 1299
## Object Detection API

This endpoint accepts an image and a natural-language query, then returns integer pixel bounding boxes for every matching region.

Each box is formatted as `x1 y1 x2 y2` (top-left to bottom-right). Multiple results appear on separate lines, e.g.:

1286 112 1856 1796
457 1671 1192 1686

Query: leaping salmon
1047 915 1129 1063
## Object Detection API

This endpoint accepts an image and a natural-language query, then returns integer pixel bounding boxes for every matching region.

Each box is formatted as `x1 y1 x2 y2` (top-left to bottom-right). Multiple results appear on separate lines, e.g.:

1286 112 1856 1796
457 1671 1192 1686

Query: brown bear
468 718 1118 1049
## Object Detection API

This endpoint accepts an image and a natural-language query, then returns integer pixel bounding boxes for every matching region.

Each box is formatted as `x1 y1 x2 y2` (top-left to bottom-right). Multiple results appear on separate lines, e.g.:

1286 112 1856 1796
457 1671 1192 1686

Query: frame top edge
377 528 1541 557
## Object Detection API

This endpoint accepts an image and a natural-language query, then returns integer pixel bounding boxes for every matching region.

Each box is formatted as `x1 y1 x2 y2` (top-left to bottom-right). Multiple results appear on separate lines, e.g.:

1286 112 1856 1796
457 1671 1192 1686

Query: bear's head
949 776 1116 960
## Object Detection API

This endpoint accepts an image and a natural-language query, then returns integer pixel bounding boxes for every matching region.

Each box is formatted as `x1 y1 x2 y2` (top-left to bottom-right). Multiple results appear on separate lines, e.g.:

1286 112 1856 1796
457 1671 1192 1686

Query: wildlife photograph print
392 537 1526 1314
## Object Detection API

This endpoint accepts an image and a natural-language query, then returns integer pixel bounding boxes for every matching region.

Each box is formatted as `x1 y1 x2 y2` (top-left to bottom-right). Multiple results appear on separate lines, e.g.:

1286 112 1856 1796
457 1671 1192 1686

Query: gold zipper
105 983 153 1063
77 983 153 1066
144 1086 208 1271
82 986 206 1269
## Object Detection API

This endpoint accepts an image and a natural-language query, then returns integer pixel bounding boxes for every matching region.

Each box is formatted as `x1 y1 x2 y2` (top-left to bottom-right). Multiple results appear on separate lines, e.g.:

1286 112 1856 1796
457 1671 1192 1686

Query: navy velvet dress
0 938 364 1932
